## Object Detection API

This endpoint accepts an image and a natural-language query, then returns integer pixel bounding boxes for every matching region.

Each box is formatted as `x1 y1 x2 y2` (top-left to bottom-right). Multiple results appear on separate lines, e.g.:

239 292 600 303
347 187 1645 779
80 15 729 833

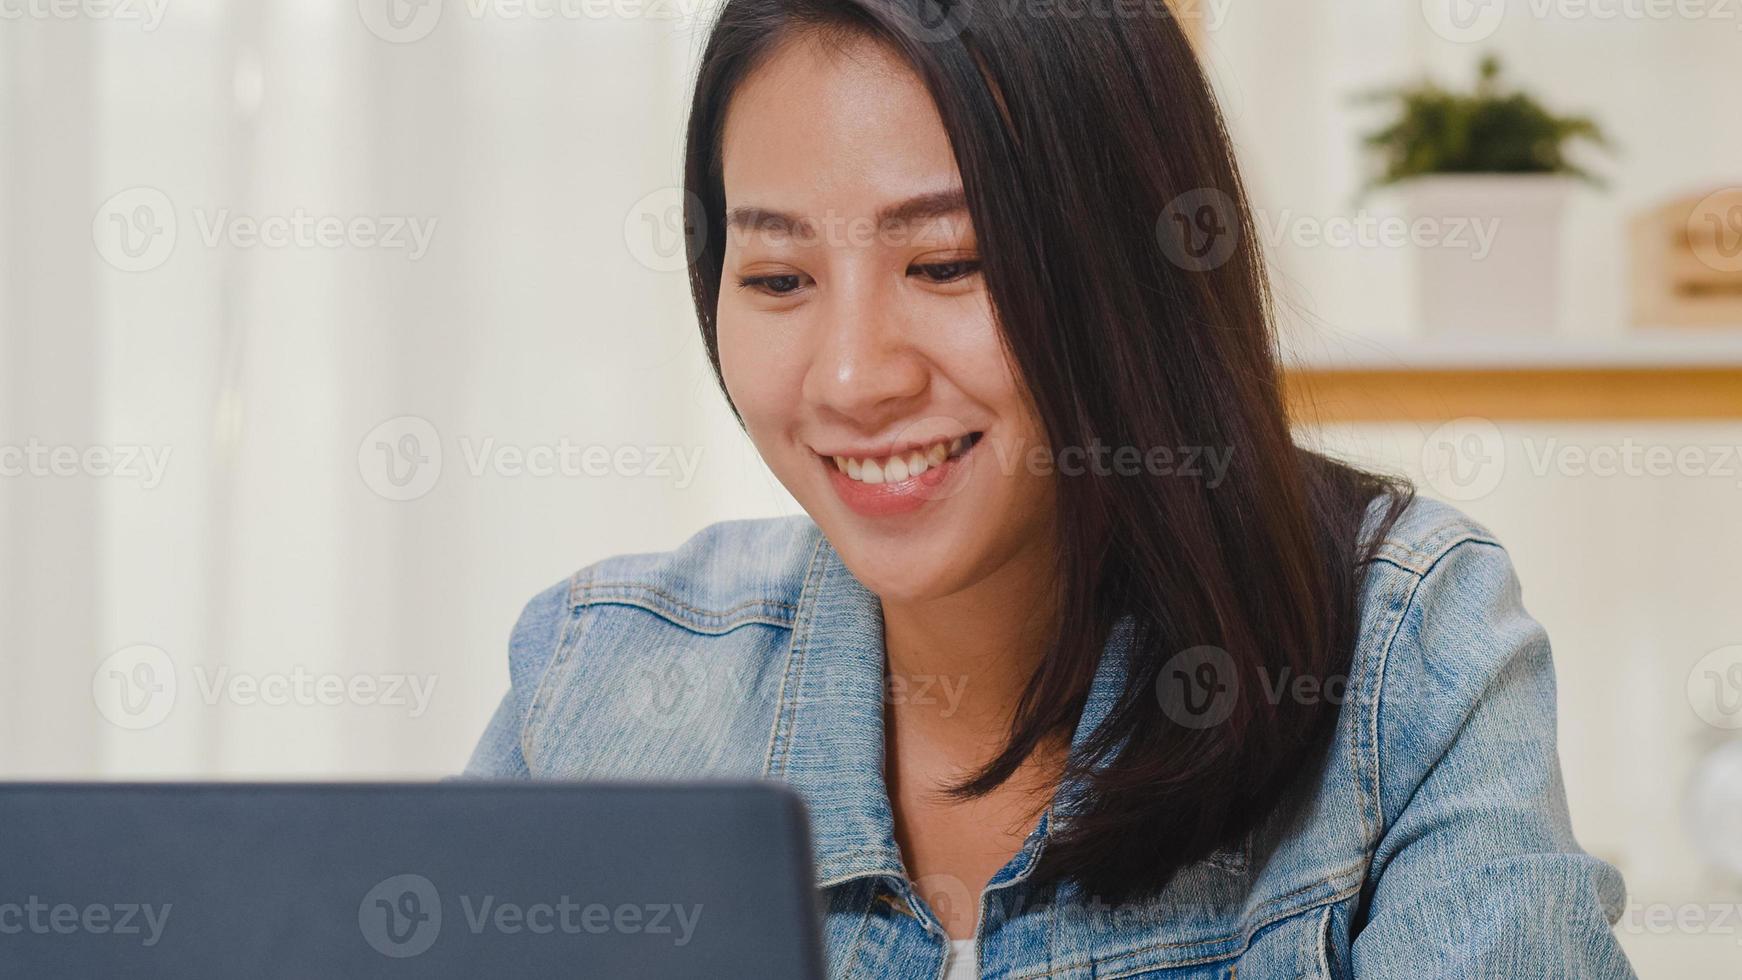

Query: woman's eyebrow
726 187 968 237
875 187 968 226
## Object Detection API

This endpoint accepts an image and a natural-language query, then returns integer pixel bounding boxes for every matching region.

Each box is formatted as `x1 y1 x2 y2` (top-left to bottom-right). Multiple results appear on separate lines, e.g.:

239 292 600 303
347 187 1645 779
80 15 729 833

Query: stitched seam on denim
571 582 797 632
1005 870 1363 979
565 595 792 636
1369 526 1500 577
837 883 880 980
1313 903 1332 978
763 535 829 779
522 569 596 772
579 580 800 613
1364 561 1424 852
1351 564 1413 851
1368 536 1507 876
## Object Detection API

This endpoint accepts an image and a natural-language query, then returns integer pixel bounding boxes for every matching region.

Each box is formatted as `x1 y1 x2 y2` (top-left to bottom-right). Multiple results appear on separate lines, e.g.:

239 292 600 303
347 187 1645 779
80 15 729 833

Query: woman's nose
802 275 929 429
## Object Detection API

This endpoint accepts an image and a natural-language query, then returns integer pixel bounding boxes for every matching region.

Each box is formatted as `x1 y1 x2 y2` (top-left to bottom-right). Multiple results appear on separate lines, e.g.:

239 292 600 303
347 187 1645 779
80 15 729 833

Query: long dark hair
681 0 1412 902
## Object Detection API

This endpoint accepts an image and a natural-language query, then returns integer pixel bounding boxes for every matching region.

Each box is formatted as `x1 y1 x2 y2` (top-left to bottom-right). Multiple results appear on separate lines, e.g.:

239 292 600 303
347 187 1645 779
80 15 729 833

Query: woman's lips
821 433 981 517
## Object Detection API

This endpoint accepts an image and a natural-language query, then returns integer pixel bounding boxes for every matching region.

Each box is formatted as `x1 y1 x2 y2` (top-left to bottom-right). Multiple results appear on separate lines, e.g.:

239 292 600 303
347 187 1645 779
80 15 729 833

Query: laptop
0 780 826 979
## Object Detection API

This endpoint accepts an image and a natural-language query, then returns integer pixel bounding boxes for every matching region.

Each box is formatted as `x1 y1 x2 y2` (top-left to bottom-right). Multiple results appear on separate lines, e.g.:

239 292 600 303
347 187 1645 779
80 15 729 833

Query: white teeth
828 436 972 485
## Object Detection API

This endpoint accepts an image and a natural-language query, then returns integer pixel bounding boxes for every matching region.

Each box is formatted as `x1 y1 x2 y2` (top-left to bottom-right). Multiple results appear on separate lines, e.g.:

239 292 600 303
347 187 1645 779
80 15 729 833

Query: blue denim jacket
465 495 1635 978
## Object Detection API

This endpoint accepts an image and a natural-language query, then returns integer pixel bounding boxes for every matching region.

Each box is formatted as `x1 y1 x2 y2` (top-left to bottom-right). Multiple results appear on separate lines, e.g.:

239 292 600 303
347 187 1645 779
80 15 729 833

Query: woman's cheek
717 314 799 454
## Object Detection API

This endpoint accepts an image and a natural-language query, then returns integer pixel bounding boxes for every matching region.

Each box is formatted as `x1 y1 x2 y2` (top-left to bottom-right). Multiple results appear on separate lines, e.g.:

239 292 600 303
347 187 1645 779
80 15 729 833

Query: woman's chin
824 538 972 606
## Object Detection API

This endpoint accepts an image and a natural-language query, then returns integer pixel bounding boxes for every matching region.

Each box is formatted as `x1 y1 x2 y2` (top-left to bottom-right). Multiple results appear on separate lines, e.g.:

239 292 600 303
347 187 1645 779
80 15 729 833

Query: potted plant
1359 55 1611 336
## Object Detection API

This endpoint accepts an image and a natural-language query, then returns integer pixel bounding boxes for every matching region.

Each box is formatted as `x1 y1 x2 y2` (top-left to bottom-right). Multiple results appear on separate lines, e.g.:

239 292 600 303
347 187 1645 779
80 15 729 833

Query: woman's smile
817 431 985 517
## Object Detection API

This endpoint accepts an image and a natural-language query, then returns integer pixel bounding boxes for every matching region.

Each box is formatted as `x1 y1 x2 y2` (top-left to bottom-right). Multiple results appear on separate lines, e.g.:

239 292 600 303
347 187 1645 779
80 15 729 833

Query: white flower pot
1402 174 1575 337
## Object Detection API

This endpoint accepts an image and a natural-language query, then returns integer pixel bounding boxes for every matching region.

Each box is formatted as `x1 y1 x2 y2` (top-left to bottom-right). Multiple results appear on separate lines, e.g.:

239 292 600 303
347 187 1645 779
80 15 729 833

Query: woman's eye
735 273 807 296
909 259 982 284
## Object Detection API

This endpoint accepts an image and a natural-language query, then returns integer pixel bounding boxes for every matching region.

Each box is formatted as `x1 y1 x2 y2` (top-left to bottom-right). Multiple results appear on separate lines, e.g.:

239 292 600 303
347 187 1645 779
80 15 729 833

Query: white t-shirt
944 937 976 980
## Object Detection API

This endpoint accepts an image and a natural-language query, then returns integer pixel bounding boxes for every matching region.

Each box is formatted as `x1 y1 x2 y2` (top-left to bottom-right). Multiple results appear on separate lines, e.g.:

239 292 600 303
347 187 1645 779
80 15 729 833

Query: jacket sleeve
461 576 574 778
1350 536 1636 978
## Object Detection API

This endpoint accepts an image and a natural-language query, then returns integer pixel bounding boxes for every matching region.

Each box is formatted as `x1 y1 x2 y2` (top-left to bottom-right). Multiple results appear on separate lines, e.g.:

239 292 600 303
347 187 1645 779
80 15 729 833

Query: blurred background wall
2 1 1739 974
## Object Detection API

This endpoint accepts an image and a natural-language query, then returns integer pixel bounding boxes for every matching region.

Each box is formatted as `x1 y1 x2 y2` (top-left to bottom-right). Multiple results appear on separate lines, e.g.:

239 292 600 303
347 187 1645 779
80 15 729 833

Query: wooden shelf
1282 330 1742 422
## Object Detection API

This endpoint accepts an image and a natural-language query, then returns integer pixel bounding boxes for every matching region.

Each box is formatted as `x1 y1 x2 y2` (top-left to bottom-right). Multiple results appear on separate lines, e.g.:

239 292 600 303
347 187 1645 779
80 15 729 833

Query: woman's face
715 33 1054 605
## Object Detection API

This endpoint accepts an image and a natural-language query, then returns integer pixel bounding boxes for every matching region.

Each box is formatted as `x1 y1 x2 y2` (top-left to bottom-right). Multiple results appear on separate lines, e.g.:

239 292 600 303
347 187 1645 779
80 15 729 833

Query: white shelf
1283 326 1742 372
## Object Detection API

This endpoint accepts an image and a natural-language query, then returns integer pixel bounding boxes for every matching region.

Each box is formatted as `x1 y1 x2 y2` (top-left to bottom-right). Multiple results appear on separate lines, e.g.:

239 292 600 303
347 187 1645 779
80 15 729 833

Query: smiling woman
465 0 1638 976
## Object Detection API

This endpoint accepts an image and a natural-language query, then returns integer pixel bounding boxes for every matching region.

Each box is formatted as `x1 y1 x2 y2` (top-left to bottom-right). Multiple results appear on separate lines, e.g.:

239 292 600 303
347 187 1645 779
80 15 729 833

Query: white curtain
1 0 797 778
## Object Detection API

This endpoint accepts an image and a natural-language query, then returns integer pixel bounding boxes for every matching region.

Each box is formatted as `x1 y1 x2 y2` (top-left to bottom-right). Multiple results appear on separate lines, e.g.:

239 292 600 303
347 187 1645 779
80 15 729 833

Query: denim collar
763 534 1133 890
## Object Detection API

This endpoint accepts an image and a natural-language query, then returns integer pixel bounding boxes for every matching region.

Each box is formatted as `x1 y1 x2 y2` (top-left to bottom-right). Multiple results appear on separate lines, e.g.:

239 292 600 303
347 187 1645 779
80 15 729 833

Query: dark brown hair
681 0 1412 902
